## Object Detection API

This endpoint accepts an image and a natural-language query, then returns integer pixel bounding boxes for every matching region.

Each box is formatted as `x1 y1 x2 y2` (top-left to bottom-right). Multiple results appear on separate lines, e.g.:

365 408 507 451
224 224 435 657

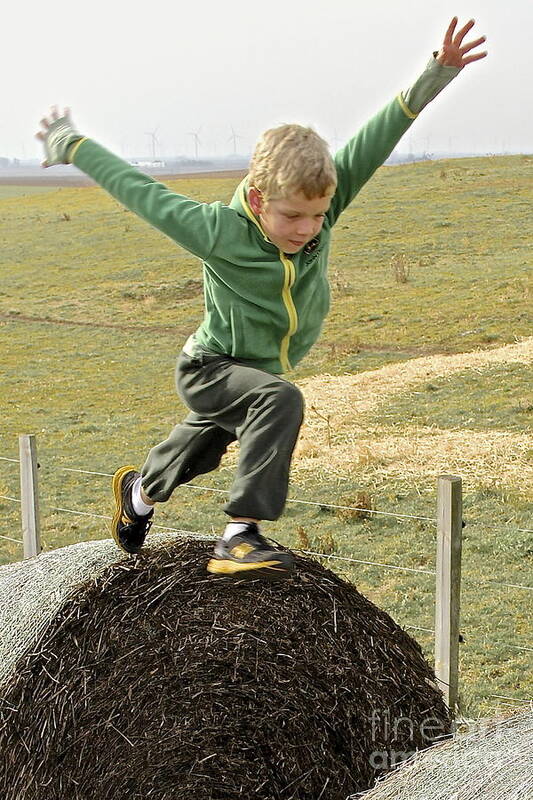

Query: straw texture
0 537 450 799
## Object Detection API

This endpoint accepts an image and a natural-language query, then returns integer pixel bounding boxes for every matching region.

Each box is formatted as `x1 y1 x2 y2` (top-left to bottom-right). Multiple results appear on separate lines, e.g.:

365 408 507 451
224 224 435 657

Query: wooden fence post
435 474 463 715
18 434 41 559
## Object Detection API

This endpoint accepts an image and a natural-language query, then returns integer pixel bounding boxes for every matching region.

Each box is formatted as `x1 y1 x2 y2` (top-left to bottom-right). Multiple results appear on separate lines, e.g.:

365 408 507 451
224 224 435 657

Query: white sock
131 477 154 517
222 521 258 542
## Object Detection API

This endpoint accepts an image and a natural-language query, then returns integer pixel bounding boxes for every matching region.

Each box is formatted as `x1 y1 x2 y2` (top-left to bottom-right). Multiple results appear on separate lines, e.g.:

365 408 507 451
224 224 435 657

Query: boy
37 18 486 579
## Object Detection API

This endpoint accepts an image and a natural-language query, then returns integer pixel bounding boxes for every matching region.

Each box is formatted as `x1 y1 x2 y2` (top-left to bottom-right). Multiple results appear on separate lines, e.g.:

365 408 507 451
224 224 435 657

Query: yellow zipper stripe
279 252 298 373
238 181 298 372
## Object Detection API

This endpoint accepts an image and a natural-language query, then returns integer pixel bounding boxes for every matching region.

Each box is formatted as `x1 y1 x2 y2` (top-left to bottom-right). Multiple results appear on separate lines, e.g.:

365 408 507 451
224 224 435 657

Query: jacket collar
230 177 273 245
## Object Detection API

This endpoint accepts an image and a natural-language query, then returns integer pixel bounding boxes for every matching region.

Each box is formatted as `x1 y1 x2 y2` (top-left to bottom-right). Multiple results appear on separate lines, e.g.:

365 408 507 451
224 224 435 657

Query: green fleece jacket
71 58 459 374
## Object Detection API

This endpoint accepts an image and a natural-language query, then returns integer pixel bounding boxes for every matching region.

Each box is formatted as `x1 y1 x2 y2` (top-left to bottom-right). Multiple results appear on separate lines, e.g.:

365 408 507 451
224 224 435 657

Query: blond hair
248 124 337 202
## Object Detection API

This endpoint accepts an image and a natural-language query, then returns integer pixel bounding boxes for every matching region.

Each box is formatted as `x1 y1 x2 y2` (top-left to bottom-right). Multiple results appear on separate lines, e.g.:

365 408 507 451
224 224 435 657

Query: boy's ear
248 186 263 216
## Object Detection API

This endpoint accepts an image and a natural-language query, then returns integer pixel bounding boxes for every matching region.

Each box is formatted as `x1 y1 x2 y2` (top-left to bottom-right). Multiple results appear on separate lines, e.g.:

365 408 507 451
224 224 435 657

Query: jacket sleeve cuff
401 54 461 116
67 137 89 163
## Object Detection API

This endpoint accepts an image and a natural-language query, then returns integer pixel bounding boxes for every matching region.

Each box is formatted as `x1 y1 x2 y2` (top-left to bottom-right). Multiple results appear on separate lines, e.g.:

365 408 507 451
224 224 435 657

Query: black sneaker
206 523 294 579
111 465 153 554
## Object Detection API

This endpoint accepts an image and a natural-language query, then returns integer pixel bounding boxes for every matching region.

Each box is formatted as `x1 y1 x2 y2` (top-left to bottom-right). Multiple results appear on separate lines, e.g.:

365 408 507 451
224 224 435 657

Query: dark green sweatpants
141 350 305 520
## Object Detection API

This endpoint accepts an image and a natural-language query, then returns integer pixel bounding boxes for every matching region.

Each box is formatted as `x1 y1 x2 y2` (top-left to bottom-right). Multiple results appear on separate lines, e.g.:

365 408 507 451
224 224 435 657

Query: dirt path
0 312 445 356
0 312 188 336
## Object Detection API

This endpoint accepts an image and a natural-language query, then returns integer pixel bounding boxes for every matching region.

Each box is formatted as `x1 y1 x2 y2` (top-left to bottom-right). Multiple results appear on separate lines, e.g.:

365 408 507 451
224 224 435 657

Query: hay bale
0 537 451 799
0 539 129 685
356 710 533 799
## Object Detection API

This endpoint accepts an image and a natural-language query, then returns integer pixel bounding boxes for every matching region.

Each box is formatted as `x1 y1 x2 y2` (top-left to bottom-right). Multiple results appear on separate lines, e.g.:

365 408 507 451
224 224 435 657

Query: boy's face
249 188 334 254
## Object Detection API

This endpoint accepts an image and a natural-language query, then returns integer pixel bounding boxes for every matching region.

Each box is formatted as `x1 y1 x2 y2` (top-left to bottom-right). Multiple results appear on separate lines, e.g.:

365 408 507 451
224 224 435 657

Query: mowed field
1 154 532 716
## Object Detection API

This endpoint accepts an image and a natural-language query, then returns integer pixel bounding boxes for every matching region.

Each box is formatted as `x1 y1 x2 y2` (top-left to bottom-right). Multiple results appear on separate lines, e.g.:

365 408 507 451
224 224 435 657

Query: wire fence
3 464 532 589
3 485 532 592
2 454 532 592
1 441 532 713
2 454 532 533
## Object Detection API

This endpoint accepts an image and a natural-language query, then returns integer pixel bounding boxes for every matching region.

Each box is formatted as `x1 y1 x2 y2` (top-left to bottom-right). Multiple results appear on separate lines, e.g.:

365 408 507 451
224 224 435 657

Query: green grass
377 363 532 433
0 185 58 198
1 155 532 717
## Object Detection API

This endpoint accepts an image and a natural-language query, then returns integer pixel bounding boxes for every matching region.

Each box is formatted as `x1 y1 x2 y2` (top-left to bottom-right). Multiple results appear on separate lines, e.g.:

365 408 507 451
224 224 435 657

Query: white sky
2 0 532 160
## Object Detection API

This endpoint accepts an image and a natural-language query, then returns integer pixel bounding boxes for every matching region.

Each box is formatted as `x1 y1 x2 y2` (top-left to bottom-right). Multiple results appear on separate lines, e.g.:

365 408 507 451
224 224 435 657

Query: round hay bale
0 537 451 799
356 710 533 799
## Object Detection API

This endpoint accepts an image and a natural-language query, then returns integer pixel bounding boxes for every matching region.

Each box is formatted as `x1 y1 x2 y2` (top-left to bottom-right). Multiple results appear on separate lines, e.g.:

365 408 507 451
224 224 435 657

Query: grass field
1 154 532 716
0 185 59 198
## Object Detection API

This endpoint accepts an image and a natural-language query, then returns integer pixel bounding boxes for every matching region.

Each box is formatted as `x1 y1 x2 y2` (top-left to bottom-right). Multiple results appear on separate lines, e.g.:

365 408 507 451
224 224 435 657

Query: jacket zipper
237 181 299 372
279 252 298 372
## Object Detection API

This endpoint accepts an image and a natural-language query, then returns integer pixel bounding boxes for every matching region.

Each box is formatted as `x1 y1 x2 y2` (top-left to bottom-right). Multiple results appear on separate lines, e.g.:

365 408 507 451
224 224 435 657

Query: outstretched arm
328 17 487 224
35 108 222 262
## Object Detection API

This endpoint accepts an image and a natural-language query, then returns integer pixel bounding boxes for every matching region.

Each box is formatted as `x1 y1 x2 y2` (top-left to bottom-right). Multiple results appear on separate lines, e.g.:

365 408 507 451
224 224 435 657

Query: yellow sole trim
206 558 287 575
111 465 138 549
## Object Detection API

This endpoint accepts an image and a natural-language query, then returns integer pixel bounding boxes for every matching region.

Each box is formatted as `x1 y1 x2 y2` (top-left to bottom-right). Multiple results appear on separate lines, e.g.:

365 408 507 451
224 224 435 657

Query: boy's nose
296 219 315 236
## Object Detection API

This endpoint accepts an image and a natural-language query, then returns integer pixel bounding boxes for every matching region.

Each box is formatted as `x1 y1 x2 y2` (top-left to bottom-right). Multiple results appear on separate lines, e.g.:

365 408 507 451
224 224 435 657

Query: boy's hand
35 106 83 167
436 17 487 69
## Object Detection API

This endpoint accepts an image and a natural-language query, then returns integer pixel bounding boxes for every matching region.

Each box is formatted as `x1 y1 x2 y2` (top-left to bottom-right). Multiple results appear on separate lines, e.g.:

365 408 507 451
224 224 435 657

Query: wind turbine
145 128 160 160
188 129 202 160
228 125 243 155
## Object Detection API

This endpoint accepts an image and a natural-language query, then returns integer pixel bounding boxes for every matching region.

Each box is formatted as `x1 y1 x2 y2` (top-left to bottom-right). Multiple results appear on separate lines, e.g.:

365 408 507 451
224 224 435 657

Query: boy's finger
462 51 488 65
454 19 475 45
460 36 486 55
40 117 50 130
35 131 44 141
443 16 457 46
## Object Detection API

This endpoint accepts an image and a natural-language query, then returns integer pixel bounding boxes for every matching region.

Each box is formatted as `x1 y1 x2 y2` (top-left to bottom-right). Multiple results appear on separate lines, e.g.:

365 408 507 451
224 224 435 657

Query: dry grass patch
299 337 533 420
292 338 533 492
295 427 532 493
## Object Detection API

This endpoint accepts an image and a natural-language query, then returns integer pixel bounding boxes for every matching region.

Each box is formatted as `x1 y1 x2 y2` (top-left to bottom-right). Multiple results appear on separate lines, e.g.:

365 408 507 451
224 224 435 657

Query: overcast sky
2 0 531 160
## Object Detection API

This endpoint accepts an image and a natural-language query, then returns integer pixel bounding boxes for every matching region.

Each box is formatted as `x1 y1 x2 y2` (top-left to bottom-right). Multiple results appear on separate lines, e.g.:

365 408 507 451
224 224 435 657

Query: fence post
434 474 463 715
18 434 41 559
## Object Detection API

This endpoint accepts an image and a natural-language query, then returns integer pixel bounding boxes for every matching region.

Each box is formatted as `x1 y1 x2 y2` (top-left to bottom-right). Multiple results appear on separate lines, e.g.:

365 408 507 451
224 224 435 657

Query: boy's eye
284 213 325 220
